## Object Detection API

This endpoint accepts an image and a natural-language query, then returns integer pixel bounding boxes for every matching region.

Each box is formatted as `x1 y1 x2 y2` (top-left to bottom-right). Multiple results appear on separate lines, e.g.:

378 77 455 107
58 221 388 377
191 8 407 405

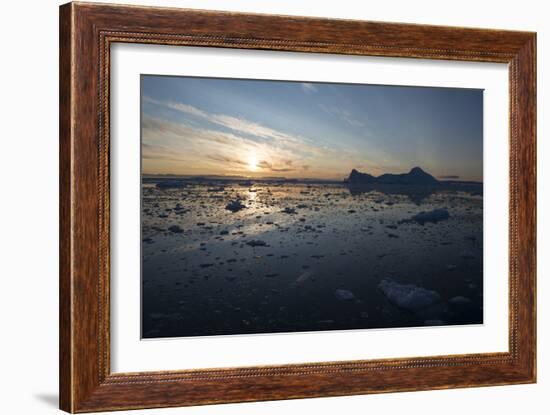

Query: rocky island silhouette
345 167 482 204
346 166 440 186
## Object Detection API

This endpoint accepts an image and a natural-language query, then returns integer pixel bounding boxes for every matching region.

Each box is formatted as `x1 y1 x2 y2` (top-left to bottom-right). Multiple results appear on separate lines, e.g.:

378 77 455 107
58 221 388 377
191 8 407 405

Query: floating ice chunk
281 207 297 214
335 289 355 301
156 180 187 189
291 271 312 287
207 186 225 192
378 279 441 311
245 240 267 247
167 225 183 233
449 296 472 305
403 208 450 225
225 200 246 212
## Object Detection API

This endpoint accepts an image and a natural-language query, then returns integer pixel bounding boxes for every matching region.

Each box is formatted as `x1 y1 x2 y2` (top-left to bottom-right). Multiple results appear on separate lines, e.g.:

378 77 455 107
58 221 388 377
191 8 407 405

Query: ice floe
403 208 450 225
225 200 247 212
378 279 441 312
335 289 356 301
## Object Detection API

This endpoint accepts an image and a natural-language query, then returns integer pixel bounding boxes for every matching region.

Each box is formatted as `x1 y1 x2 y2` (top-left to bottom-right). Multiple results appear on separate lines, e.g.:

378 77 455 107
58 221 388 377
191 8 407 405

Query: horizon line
142 173 483 184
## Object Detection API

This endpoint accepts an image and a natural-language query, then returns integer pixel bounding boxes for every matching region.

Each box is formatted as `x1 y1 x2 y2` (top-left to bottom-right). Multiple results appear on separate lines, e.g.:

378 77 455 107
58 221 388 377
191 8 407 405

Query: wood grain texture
59 3 73 411
59 2 537 412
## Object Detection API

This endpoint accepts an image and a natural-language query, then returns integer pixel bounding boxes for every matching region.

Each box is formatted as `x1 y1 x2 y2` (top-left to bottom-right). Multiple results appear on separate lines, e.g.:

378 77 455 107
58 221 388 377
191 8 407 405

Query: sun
247 153 258 172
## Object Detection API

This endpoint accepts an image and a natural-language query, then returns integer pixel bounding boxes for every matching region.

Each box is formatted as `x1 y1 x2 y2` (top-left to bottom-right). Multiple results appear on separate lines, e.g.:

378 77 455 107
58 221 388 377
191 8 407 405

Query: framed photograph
59 2 536 412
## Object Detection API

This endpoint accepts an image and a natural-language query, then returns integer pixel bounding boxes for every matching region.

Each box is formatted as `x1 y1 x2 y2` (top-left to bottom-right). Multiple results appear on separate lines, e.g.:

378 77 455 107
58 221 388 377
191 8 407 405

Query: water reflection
347 182 482 205
141 180 483 338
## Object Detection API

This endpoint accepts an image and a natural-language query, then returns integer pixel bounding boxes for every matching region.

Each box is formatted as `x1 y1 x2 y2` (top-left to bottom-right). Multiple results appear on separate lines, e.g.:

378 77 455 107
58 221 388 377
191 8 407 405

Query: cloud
301 83 318 94
145 96 276 141
141 114 322 176
257 160 301 173
318 104 365 127
206 154 248 167
282 159 294 166
143 96 325 157
141 98 385 179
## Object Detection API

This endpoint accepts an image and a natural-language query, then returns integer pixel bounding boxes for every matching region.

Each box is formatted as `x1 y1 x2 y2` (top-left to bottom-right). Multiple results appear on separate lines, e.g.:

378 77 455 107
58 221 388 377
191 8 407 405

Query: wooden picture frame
59 2 536 412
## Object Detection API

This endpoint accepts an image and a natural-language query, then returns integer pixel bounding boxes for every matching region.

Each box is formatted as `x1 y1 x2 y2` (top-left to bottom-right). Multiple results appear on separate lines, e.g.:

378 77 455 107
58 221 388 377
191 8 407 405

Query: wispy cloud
144 96 314 151
257 160 307 173
301 83 318 94
318 103 365 128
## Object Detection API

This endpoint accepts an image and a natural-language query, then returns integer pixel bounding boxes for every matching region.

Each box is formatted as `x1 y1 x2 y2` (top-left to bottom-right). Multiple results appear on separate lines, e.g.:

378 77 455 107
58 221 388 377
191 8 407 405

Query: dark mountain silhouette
345 167 482 204
347 167 440 186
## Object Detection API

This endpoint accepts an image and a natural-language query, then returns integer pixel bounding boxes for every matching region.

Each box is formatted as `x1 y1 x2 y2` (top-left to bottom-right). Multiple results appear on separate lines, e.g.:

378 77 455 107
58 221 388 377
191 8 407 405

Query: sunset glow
247 153 258 172
141 76 483 182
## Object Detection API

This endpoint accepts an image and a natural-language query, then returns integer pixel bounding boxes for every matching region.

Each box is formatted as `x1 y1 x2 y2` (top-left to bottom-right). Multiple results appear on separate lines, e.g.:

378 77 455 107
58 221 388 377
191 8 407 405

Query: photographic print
141 75 483 339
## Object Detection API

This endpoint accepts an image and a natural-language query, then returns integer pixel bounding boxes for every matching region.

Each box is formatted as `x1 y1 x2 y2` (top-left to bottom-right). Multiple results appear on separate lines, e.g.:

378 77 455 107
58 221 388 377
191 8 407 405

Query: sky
141 75 483 182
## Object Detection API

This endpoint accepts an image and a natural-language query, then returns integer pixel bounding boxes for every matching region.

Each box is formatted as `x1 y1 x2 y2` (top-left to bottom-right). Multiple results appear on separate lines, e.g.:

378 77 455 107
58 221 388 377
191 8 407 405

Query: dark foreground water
141 180 483 338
